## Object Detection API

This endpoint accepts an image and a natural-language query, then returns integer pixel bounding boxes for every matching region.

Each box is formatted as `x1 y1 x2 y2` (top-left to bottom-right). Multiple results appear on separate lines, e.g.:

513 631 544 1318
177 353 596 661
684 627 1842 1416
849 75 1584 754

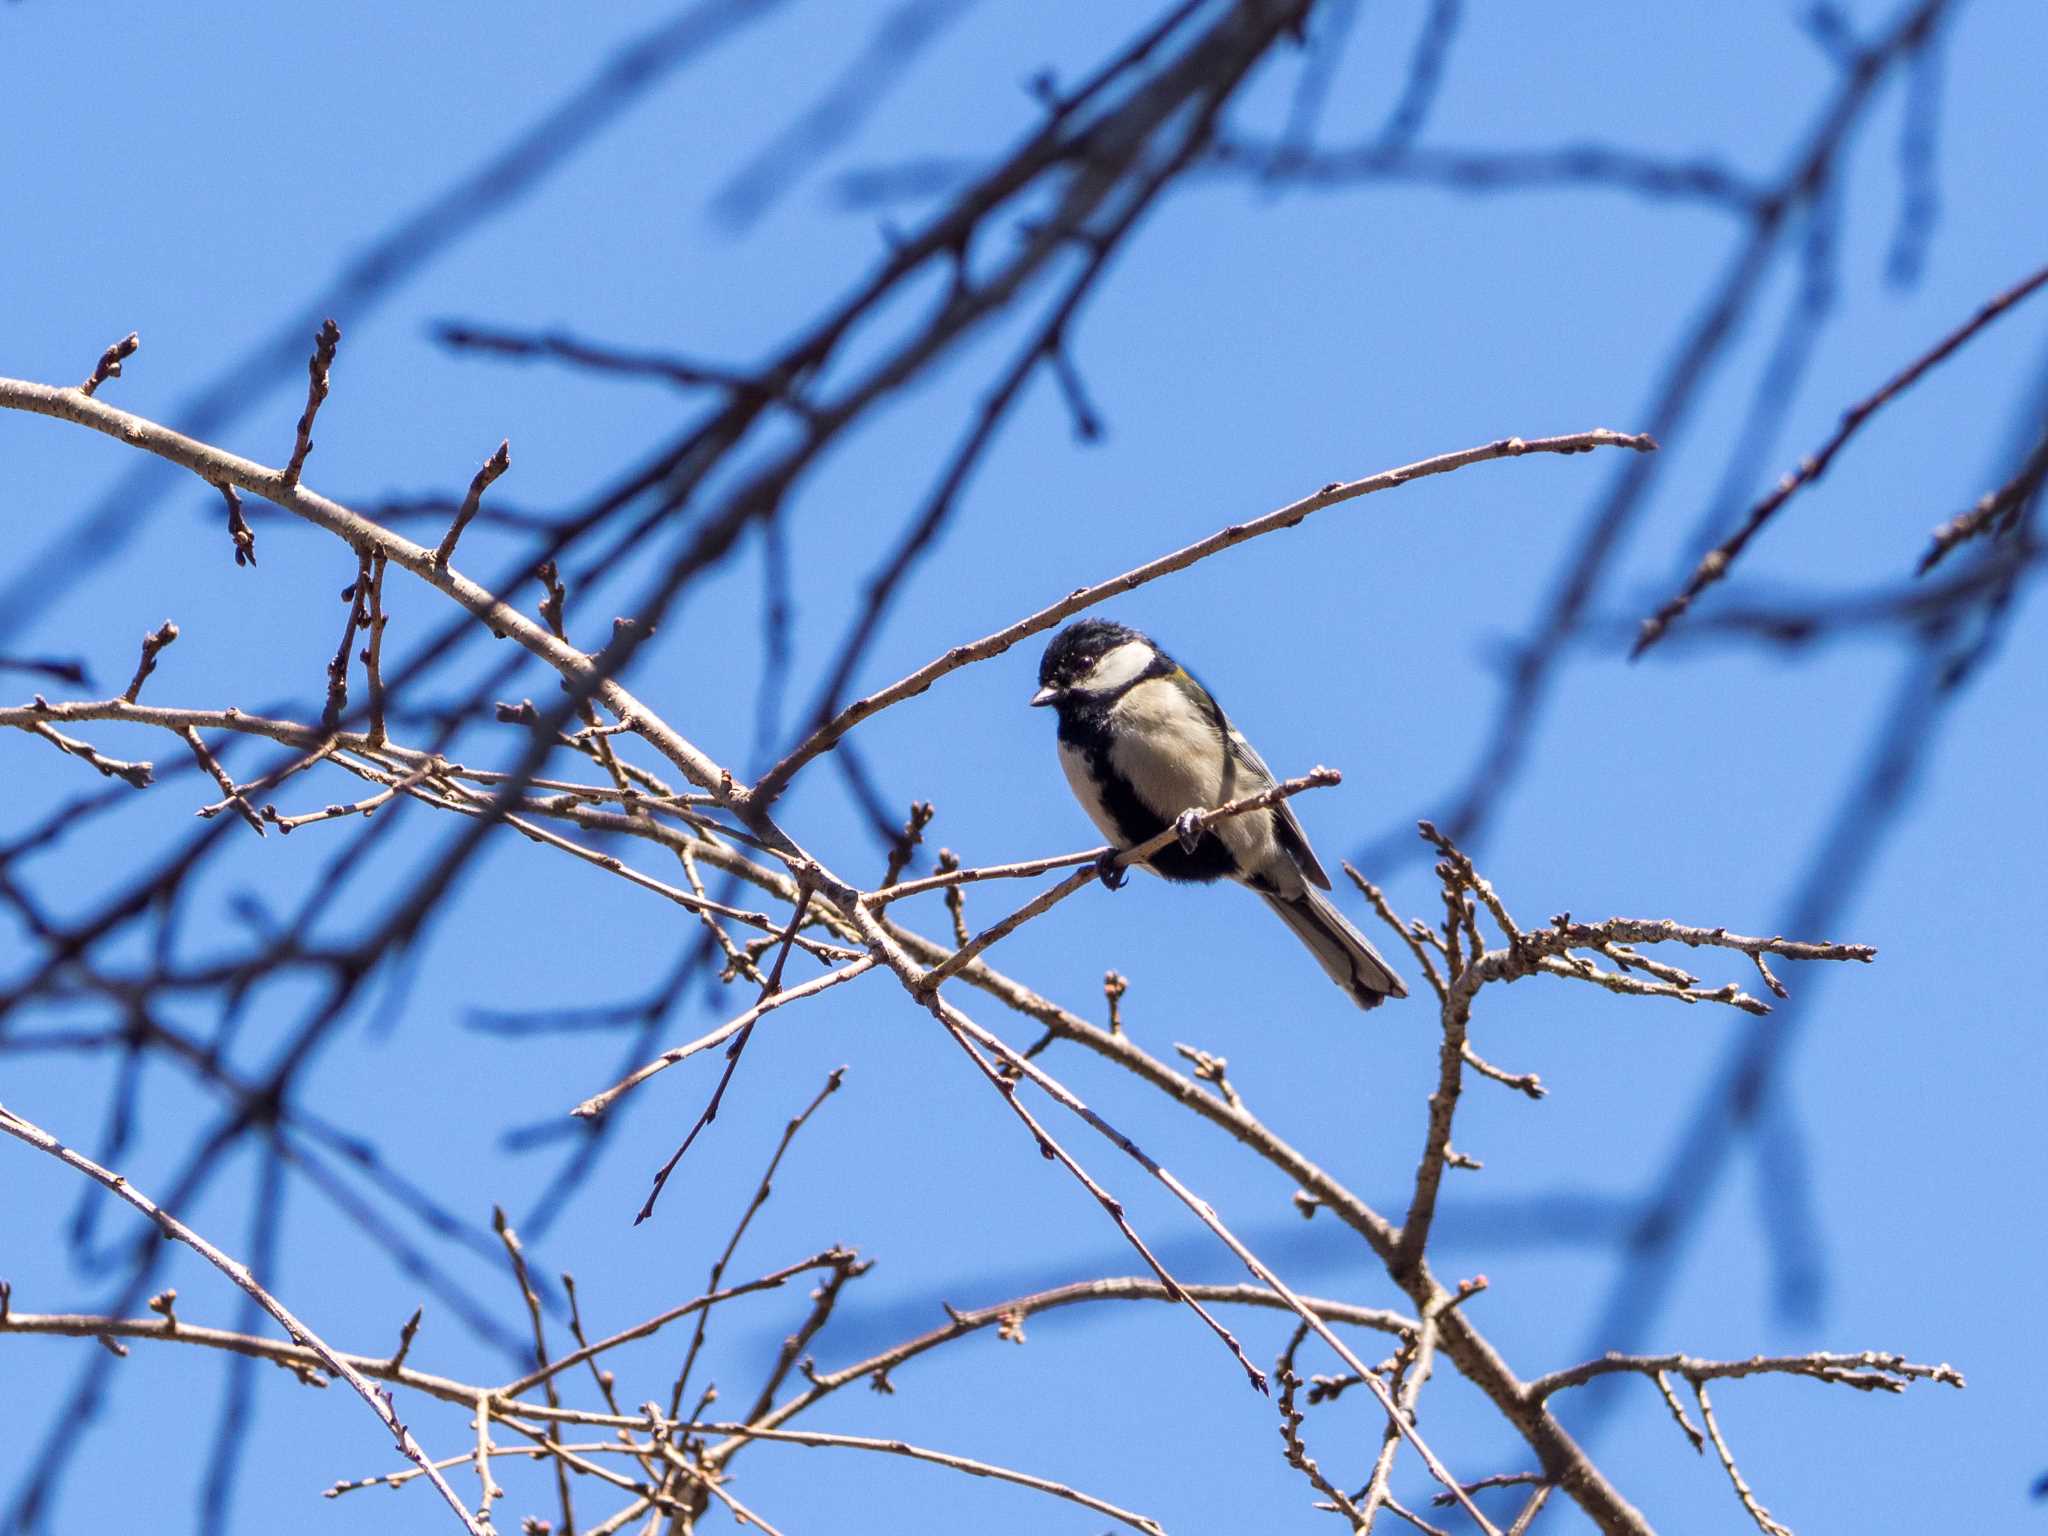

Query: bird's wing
1172 666 1335 893
1226 724 1332 889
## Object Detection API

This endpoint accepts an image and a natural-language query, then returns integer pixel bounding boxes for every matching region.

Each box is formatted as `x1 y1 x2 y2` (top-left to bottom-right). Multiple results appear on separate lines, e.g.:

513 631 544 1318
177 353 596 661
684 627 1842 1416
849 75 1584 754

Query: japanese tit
1030 618 1406 1010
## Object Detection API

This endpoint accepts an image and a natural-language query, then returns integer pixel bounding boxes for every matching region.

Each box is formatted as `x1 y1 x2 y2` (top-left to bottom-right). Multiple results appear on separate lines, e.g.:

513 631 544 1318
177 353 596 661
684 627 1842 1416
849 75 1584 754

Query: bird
1030 617 1406 1010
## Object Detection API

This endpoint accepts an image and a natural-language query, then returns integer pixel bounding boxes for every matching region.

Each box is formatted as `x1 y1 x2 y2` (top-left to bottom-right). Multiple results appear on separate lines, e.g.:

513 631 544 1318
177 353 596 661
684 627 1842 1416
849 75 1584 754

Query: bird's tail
1258 884 1408 1011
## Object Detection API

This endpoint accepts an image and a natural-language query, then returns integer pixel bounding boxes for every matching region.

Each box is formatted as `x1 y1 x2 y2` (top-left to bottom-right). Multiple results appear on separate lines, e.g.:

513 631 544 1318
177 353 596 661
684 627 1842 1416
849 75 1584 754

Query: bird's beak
1028 685 1062 708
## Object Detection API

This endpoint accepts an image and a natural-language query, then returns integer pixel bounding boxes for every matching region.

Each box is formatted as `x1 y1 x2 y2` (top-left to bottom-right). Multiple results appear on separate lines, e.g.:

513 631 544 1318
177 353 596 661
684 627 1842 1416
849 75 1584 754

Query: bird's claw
1096 848 1129 891
1174 809 1206 855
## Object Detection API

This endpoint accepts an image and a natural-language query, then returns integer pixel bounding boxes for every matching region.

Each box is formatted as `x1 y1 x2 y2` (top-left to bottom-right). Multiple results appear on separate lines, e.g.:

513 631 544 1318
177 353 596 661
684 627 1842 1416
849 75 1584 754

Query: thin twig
122 620 179 703
78 332 139 397
493 1208 573 1536
361 554 390 748
434 440 512 566
1694 1380 1793 1536
178 727 264 835
282 318 341 488
867 843 1108 905
672 1419 1178 1536
1653 1370 1705 1453
668 1068 846 1422
755 429 1654 802
932 1004 1270 1392
1347 862 1447 1002
0 1254 863 1421
1527 1348 1964 1400
0 1100 487 1535
216 481 257 566
1636 258 2048 652
1506 1485 1553 1536
1918 421 2048 574
24 720 153 788
471 1391 502 1530
632 879 818 1224
496 1249 855 1401
573 961 871 1120
1274 1332 1366 1528
324 552 370 731
849 904 1501 1533
1431 1472 1551 1509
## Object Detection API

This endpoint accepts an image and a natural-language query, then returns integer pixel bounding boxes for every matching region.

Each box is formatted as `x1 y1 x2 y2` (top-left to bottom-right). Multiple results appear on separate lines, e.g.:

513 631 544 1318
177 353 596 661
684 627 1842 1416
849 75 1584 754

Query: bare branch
1346 862 1449 1003
360 554 390 748
470 1392 502 1529
631 878 820 1223
1919 421 2048 573
437 323 784 401
932 996 1270 1392
1506 1485 1553 1536
755 430 1654 803
0 1277 1416 1419
1274 1330 1366 1528
0 376 738 808
323 555 371 731
497 1248 855 1401
572 962 872 1120
1694 1380 1793 1536
667 1067 846 1431
1653 1370 1705 1453
1431 1472 1551 1509
493 1207 573 1534
0 1100 487 1535
910 767 1344 991
22 718 153 789
849 903 1503 1532
662 1418 1168 1536
865 842 1104 906
1636 258 2048 652
1528 1348 1964 1400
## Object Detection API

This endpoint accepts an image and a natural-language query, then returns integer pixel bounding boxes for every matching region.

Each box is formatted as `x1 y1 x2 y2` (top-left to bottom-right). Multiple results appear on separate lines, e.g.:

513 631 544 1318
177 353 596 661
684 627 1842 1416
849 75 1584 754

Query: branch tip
79 332 139 397
435 438 512 566
282 318 342 488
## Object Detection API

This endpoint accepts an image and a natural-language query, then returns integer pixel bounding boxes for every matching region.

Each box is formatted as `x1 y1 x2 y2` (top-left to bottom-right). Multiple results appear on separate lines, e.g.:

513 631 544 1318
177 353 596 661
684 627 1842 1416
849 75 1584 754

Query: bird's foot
1096 848 1129 891
1174 809 1206 855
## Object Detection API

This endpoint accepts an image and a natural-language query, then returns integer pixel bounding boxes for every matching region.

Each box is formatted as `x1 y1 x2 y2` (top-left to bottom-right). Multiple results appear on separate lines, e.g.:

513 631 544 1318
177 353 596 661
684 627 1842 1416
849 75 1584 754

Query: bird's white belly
1107 679 1227 817
1103 678 1282 874
1057 738 1126 845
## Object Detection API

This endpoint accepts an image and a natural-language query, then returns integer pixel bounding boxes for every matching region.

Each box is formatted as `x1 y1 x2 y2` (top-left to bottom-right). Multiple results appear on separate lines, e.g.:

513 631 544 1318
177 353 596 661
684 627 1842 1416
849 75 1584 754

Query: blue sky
3 3 2045 1532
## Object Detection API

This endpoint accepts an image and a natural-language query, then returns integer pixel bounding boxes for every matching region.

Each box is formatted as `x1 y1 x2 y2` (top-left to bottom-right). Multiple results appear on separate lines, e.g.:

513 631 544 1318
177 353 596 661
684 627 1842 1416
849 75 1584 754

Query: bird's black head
1030 618 1152 710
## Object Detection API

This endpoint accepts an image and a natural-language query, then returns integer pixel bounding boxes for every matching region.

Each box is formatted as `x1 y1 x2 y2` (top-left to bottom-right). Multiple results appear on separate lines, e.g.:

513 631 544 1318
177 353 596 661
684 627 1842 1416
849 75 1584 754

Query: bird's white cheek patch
1078 641 1154 694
